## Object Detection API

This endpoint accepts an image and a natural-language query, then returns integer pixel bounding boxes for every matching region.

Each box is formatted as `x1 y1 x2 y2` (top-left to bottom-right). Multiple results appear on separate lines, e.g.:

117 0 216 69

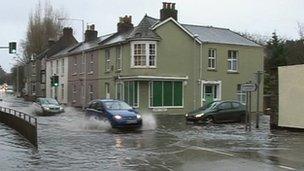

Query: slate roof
50 15 260 59
127 15 160 40
182 24 260 46
49 33 114 59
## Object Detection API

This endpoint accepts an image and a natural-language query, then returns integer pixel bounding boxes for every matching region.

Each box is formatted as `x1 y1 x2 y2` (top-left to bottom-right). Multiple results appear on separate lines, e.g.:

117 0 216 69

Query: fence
0 106 38 147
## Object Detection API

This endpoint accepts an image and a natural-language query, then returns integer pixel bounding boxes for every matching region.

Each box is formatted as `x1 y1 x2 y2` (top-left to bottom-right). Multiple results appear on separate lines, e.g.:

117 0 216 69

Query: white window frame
61 84 64 100
89 85 94 101
148 81 184 109
123 81 139 108
116 82 124 100
237 84 246 104
89 54 94 74
131 41 157 68
105 49 110 72
61 58 64 75
201 80 222 106
208 49 216 70
116 46 122 71
56 60 59 74
228 50 238 72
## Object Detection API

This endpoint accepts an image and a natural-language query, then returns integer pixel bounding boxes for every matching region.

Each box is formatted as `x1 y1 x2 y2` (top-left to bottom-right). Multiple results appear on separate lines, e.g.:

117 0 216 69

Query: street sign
241 83 257 92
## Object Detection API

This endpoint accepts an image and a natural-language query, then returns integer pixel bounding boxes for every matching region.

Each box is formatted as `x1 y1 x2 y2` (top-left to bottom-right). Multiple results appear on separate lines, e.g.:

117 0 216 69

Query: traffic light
51 75 59 87
53 75 59 87
9 42 16 54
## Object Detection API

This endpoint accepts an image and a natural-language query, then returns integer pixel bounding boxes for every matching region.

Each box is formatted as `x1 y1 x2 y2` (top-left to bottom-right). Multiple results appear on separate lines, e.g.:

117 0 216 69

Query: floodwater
0 96 304 171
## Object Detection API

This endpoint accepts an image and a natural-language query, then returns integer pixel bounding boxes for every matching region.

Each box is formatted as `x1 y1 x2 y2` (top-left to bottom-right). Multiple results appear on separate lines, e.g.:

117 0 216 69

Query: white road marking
189 146 235 157
279 165 296 170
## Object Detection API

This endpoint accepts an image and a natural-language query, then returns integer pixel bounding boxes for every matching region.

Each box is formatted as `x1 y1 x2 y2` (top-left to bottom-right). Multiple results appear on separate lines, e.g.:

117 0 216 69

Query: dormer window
131 41 157 68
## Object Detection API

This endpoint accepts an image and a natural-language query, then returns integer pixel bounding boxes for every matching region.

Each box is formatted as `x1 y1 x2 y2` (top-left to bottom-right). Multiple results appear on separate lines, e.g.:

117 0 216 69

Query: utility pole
255 71 263 128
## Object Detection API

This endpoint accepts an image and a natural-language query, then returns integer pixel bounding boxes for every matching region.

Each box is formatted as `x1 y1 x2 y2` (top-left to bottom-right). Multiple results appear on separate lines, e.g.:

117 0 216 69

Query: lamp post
58 18 86 109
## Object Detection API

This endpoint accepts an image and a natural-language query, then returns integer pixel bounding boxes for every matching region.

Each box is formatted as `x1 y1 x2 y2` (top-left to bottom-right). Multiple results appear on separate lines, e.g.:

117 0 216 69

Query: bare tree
298 22 304 40
21 0 66 61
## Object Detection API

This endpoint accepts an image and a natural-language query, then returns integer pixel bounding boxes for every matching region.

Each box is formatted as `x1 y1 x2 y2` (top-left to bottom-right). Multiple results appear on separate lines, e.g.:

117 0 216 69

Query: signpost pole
249 91 252 131
255 71 263 128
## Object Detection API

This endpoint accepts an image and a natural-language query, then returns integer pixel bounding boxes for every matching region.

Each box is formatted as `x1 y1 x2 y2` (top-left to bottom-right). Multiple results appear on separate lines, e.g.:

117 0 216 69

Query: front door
204 84 218 104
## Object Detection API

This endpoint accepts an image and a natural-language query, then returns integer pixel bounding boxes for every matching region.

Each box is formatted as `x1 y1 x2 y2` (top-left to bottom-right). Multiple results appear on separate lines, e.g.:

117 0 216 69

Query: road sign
241 83 257 92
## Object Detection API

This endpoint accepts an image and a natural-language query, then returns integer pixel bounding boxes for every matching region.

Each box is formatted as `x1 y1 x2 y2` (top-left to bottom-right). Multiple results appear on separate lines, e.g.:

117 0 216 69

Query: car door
214 102 233 122
33 99 43 114
231 102 245 121
93 101 106 120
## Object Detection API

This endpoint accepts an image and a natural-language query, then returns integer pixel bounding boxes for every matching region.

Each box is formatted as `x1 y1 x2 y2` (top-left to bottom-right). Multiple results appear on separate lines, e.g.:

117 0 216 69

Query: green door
205 85 214 104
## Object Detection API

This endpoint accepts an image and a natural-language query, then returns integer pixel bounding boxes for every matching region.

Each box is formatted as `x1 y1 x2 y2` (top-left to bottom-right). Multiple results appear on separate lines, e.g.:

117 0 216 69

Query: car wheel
205 116 214 124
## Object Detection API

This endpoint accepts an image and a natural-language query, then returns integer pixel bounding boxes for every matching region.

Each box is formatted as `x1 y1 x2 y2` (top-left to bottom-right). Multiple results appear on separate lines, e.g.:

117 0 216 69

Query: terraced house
96 2 264 114
46 2 264 114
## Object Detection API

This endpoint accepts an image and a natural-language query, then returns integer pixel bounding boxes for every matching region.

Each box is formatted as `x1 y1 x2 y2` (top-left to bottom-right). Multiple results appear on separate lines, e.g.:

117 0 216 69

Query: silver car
34 98 64 115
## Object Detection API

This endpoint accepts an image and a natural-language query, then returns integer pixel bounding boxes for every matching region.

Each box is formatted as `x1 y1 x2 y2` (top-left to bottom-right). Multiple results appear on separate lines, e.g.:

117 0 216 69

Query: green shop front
116 76 188 114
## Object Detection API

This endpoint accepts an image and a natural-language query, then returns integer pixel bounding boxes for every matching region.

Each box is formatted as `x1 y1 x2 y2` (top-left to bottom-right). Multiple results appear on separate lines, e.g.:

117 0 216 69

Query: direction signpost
241 82 257 131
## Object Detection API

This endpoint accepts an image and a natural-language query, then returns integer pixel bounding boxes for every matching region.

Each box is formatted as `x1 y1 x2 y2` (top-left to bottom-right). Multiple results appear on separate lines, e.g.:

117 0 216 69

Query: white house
46 53 69 104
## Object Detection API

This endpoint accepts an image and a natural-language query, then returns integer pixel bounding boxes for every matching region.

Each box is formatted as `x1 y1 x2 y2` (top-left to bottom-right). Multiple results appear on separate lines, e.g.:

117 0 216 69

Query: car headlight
185 113 189 117
60 106 63 110
195 113 204 118
43 107 50 110
114 115 122 120
136 114 142 119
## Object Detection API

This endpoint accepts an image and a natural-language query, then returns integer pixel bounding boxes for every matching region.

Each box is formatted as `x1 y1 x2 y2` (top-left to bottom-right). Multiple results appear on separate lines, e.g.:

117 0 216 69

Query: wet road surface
0 96 304 171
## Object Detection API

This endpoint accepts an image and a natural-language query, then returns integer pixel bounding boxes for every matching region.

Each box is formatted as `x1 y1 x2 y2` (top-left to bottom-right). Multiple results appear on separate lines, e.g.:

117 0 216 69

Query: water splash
141 112 157 131
59 107 111 132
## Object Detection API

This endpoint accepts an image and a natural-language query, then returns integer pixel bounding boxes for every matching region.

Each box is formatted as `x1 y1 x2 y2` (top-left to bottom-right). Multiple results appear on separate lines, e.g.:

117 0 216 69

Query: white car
33 98 64 115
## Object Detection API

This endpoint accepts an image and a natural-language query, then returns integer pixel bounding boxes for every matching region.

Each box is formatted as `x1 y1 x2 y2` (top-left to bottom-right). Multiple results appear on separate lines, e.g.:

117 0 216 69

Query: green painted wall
97 20 264 114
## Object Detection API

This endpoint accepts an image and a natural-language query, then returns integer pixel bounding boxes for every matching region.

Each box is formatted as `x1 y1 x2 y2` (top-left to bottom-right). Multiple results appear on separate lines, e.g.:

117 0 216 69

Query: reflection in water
1 96 304 170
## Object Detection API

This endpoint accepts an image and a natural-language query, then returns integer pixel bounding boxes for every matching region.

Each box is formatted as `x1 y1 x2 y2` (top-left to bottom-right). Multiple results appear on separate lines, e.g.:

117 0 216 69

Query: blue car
85 99 142 128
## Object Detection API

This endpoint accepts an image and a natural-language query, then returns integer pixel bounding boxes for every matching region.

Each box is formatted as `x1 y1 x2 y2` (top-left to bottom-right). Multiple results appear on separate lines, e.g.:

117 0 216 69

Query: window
89 85 94 101
105 49 110 72
208 49 216 69
116 46 122 70
73 84 77 102
32 62 36 76
61 84 64 100
116 82 123 100
90 54 94 73
61 59 64 74
228 50 238 72
50 61 53 75
131 41 157 67
149 44 156 66
32 84 36 93
219 102 232 110
237 84 246 104
73 56 77 75
149 81 183 107
105 83 110 98
56 60 59 74
81 55 85 74
124 81 138 107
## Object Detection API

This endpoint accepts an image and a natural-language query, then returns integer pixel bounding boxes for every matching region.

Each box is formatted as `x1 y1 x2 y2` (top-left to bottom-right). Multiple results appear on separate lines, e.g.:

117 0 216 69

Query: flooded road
1 96 304 170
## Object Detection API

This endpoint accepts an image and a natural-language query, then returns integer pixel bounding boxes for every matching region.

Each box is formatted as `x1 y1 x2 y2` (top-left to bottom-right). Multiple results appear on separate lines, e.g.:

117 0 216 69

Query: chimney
48 39 55 47
117 15 134 33
160 2 178 21
63 27 73 36
85 24 98 42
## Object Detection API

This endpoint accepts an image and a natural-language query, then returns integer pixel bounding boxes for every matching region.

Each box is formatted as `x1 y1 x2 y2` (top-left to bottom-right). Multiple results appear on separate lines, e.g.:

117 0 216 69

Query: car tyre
205 116 214 124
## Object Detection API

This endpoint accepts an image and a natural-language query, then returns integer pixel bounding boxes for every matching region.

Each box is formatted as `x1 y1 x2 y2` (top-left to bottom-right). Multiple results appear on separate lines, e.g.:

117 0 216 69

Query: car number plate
126 120 137 124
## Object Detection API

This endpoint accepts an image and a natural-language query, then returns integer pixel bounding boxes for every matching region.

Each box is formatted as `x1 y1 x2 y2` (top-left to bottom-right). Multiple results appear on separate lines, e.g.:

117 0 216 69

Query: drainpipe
199 43 203 107
193 34 199 110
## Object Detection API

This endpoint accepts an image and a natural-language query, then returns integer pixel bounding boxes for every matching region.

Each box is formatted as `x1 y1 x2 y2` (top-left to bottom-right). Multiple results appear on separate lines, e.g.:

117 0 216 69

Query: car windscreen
190 101 219 114
103 101 133 110
40 98 59 105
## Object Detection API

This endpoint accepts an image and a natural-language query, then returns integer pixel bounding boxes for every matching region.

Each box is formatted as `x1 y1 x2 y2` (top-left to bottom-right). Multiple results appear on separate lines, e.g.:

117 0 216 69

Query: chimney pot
160 2 178 21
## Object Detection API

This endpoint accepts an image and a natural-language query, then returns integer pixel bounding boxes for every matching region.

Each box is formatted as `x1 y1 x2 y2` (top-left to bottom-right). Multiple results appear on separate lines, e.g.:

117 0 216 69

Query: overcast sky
0 0 303 73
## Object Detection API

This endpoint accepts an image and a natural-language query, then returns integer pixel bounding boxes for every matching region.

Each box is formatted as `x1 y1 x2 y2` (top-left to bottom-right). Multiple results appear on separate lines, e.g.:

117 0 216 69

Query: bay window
131 41 157 68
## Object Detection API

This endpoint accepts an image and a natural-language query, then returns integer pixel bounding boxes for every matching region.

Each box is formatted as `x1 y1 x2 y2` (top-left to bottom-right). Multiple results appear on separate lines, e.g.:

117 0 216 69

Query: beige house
278 64 304 129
